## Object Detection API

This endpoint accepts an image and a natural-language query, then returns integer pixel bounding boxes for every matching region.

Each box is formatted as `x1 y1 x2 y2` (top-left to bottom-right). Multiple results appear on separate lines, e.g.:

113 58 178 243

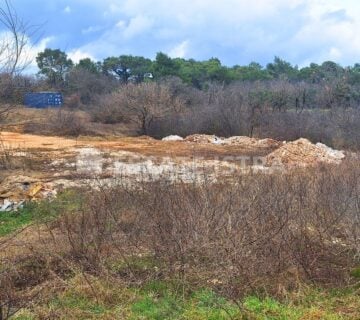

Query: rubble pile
265 138 345 168
183 134 282 148
221 136 282 148
0 175 57 212
184 134 222 144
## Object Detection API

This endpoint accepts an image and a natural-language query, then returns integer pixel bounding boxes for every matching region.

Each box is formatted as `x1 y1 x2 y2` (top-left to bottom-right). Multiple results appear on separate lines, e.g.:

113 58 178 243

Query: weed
0 189 82 237
0 206 33 236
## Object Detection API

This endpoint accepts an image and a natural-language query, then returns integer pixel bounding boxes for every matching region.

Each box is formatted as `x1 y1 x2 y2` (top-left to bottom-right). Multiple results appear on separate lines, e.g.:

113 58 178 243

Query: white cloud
25 37 55 72
68 49 96 63
116 20 126 28
286 0 360 65
122 15 154 39
81 25 103 34
0 35 56 74
22 0 360 66
169 40 189 58
63 6 71 14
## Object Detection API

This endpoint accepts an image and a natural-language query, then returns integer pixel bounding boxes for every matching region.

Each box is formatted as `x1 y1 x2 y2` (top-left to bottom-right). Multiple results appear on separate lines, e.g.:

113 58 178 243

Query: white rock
315 143 345 161
162 135 184 141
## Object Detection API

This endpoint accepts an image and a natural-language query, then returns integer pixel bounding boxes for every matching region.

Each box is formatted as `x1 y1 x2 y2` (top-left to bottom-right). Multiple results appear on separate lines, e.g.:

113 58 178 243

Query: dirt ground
0 131 278 158
0 131 81 149
0 128 349 207
0 128 352 277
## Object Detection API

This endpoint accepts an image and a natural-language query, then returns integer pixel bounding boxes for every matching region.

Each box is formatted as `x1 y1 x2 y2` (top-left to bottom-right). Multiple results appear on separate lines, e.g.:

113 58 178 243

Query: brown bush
91 83 184 134
23 109 87 137
1 160 359 318
39 160 360 298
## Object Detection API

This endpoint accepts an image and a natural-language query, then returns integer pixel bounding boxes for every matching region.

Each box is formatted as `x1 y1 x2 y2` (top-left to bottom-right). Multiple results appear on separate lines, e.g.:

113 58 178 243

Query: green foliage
131 286 239 320
232 62 272 81
244 296 301 319
51 293 107 316
183 290 239 320
131 295 183 320
36 48 73 86
350 267 360 279
11 278 360 319
154 52 180 78
103 55 153 82
36 47 360 91
76 58 101 74
0 190 81 237
266 56 298 79
0 206 33 236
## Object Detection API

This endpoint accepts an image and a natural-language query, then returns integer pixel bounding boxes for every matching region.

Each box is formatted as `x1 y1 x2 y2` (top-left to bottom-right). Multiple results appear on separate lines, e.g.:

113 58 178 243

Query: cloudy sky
6 0 360 69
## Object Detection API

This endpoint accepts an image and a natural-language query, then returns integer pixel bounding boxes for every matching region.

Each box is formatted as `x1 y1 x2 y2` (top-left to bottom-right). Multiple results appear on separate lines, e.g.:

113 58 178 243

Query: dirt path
0 131 277 158
0 131 82 149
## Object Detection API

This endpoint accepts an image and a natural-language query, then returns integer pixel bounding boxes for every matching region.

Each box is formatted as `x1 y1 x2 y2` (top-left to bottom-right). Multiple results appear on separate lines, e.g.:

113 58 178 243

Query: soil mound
265 138 345 168
222 136 282 148
184 134 222 144
162 135 184 141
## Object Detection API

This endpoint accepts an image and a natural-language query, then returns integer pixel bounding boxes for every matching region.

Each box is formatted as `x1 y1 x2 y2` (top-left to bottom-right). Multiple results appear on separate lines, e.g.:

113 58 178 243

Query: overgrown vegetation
0 207 32 236
1 1 359 319
10 276 359 320
1 161 359 319
6 48 359 149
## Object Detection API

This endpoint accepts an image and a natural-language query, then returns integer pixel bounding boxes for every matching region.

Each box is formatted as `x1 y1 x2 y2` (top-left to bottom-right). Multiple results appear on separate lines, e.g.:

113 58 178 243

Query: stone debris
0 175 38 201
76 148 103 174
162 135 184 141
0 175 58 211
265 138 345 168
183 134 282 148
184 134 221 144
0 199 25 212
315 143 345 161
221 136 282 148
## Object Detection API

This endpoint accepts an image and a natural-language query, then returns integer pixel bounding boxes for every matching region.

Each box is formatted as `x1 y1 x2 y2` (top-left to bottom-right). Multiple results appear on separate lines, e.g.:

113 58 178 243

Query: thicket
1 160 359 318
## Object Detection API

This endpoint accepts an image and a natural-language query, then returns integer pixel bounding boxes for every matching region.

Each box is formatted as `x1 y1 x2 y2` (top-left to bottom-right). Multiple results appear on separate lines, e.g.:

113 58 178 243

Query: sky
3 0 360 71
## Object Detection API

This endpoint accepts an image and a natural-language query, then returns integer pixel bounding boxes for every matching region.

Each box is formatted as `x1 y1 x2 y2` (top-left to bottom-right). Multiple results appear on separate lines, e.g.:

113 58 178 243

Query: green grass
0 189 82 237
11 281 359 320
5 193 359 320
242 288 360 320
0 206 34 236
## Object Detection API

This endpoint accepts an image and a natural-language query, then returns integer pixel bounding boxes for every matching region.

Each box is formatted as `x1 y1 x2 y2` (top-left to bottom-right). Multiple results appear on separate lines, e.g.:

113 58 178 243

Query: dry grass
0 159 359 319
0 126 358 319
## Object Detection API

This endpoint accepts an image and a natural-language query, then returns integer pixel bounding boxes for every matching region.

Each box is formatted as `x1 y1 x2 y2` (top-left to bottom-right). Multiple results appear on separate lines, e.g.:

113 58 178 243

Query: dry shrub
90 93 125 124
146 81 360 150
0 140 34 170
0 252 72 320
23 109 86 137
0 139 13 170
1 160 359 319
47 109 86 136
91 83 184 134
64 94 81 109
46 159 360 298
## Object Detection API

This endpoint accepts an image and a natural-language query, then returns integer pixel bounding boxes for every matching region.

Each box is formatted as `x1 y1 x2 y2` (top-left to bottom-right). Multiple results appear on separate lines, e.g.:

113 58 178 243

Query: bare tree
120 83 184 135
93 83 184 135
0 0 36 123
0 2 38 316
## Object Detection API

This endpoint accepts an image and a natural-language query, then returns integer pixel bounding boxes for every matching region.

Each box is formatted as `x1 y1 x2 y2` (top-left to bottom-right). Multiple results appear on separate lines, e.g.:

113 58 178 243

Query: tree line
35 48 360 89
2 46 360 149
2 46 359 110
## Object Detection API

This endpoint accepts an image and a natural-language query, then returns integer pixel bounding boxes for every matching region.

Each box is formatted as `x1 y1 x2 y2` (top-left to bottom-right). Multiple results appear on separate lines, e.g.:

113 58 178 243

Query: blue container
24 92 63 108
